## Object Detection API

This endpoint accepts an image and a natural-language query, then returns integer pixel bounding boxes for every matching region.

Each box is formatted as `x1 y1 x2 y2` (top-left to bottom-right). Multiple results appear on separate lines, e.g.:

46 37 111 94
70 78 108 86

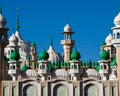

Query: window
13 65 16 69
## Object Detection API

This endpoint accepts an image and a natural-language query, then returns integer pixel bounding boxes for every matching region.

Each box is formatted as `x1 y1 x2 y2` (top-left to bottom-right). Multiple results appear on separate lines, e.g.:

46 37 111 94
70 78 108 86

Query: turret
61 23 74 62
69 49 81 81
8 50 20 81
37 49 49 81
98 50 109 80
30 42 37 69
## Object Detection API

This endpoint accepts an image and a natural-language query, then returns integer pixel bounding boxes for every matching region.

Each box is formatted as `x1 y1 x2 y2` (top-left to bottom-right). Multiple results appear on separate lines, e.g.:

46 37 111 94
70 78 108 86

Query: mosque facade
0 9 120 96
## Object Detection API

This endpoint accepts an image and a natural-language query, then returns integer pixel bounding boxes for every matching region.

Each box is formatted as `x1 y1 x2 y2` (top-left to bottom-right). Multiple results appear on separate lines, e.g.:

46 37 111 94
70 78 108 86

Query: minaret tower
0 8 9 80
112 10 120 95
61 23 74 62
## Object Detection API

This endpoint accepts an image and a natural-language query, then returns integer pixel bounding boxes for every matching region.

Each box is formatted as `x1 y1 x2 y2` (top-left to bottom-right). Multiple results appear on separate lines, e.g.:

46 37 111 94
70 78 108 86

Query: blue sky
1 0 120 61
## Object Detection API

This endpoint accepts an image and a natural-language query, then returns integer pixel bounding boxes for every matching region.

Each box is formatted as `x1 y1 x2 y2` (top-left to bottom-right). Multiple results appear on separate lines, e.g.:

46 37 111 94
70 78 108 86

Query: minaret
30 42 37 69
0 8 9 80
102 29 115 59
61 23 74 62
112 11 120 95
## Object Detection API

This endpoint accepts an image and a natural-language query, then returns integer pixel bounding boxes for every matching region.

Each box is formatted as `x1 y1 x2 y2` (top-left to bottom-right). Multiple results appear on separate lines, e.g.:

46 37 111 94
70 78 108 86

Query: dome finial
109 25 112 34
50 32 53 46
67 17 69 24
12 28 15 34
16 7 20 31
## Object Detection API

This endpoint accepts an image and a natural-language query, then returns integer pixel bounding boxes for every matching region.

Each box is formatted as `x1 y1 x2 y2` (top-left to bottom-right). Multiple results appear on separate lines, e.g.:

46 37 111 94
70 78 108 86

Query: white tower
111 11 120 95
61 23 74 62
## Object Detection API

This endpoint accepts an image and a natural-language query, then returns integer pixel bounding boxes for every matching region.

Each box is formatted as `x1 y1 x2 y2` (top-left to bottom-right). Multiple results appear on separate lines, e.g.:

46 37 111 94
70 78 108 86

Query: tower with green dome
69 49 81 80
98 50 110 80
37 49 49 81
8 50 20 81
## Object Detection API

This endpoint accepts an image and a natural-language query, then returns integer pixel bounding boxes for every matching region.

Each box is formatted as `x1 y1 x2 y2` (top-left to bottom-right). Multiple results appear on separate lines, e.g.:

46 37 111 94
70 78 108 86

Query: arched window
43 65 45 69
117 33 120 39
1 33 4 40
13 65 16 69
54 84 67 96
104 65 106 69
84 84 98 96
23 84 37 96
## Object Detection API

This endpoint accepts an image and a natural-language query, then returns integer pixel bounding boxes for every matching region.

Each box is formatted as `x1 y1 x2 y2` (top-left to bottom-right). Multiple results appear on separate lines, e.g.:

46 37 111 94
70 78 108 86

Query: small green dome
100 50 109 60
21 64 28 72
39 49 49 60
110 57 116 68
101 42 106 46
10 50 20 61
26 56 30 61
71 49 81 60
31 42 36 47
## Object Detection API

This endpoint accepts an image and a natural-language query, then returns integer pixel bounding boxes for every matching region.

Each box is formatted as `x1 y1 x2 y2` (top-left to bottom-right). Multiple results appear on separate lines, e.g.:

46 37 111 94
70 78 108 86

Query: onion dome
31 42 36 47
26 56 30 61
39 49 49 60
100 50 109 60
21 64 28 72
114 12 120 27
9 33 18 46
105 33 113 45
64 24 72 32
0 11 6 28
47 45 63 63
110 57 116 68
101 42 106 46
10 50 20 61
71 49 81 60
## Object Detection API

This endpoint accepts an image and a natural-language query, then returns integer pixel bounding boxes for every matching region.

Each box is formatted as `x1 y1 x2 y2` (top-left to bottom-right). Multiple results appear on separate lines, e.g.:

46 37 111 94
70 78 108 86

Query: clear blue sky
1 0 120 62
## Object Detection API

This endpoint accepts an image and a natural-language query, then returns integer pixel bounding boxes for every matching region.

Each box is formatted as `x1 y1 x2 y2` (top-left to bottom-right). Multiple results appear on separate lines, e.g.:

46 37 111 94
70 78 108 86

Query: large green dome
10 50 20 61
100 50 109 60
71 49 81 60
39 49 49 60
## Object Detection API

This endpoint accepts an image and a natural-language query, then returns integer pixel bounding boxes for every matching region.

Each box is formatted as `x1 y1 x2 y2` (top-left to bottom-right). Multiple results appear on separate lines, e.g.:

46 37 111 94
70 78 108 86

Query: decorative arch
84 84 98 96
23 84 37 96
53 84 67 96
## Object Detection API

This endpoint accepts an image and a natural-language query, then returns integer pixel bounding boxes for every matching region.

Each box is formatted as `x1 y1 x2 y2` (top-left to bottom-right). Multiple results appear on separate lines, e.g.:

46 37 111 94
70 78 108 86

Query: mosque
0 8 120 96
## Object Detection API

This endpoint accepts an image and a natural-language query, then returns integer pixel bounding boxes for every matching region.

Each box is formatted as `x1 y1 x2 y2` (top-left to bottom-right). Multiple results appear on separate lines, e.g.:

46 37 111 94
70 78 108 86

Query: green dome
39 49 49 60
110 57 116 68
26 56 30 61
31 42 36 47
21 64 28 72
71 49 81 60
101 42 106 46
100 50 109 60
10 50 20 61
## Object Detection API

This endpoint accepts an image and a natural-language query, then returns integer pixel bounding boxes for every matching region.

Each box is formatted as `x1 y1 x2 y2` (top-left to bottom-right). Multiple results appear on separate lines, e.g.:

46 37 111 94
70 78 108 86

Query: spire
119 5 120 13
12 28 15 34
16 8 20 31
109 26 112 34
50 33 53 46
67 17 69 24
